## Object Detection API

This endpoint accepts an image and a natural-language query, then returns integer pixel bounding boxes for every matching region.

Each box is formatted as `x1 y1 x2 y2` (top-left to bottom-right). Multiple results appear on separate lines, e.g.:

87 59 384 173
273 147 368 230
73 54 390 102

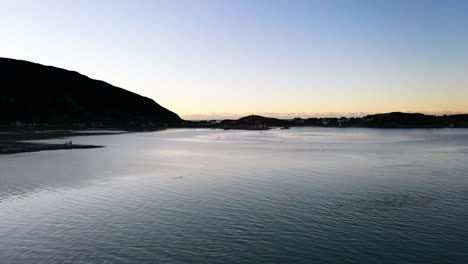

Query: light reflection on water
0 128 468 263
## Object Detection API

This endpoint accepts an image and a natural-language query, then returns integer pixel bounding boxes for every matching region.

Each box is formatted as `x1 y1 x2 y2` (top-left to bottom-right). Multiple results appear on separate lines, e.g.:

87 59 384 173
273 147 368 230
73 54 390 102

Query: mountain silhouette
0 57 181 128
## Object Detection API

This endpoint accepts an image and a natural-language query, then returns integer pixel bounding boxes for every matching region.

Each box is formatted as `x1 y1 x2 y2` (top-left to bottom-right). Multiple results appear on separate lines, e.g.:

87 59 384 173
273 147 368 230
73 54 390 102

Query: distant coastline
2 112 468 155
3 112 468 132
178 112 468 130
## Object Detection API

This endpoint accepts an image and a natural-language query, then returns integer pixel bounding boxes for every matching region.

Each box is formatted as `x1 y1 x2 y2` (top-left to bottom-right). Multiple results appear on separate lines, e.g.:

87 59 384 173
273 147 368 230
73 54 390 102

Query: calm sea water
1 128 467 263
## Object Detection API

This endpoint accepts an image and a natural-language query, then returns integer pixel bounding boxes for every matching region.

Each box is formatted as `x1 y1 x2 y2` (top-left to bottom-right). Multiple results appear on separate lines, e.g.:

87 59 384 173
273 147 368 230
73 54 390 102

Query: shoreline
0 130 125 155
0 142 103 155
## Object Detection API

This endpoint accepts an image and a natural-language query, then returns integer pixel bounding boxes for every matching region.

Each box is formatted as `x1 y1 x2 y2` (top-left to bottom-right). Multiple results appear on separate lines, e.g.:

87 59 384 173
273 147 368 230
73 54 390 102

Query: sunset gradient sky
1 0 467 119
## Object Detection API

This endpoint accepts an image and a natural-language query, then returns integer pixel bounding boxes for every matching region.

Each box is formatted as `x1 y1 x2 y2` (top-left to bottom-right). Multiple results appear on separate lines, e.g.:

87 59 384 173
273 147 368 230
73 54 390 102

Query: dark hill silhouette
220 115 290 129
360 112 467 128
362 112 442 128
0 57 181 128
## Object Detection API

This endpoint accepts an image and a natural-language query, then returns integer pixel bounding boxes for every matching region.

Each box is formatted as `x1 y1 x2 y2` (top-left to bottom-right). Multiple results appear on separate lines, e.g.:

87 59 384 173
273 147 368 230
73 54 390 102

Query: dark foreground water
1 128 467 263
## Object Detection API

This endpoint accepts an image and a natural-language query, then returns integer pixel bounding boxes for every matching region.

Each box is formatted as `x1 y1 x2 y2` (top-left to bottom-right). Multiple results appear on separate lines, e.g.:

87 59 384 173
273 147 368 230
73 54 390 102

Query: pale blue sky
1 0 467 119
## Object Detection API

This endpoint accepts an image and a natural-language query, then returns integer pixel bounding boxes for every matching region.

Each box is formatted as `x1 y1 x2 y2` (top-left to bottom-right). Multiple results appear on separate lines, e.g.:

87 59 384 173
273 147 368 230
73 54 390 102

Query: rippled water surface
1 128 467 263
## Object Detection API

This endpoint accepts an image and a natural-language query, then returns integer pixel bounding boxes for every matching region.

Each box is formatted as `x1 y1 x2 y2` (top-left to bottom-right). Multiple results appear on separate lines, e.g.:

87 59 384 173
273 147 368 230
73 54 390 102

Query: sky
1 0 468 119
